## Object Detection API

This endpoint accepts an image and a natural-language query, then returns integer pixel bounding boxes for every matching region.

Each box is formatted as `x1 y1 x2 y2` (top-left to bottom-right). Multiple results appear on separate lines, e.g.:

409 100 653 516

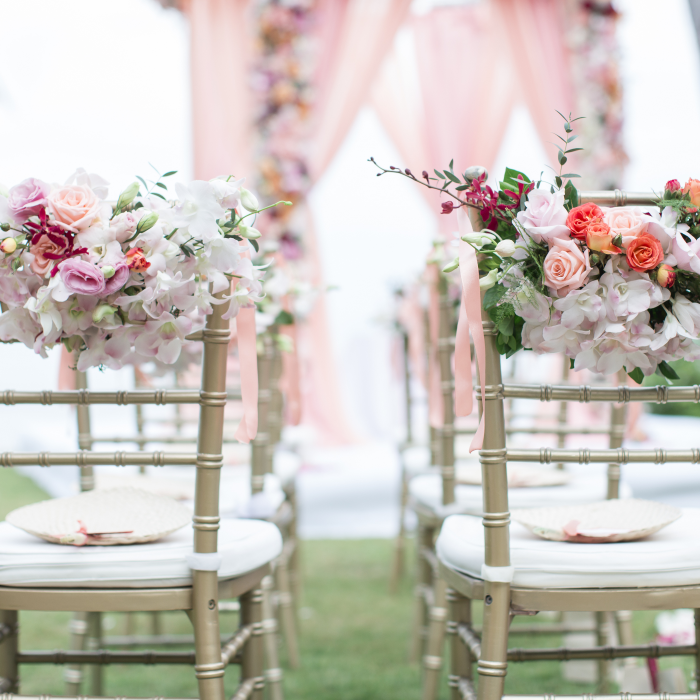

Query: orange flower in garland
566 202 604 241
626 234 663 273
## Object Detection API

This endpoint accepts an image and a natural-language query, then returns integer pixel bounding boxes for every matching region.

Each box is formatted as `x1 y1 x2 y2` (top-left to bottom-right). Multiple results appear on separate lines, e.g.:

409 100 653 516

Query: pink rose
8 178 50 221
102 261 130 295
109 212 140 243
48 185 102 232
59 258 106 296
543 238 592 295
603 207 648 248
516 188 570 245
29 232 71 275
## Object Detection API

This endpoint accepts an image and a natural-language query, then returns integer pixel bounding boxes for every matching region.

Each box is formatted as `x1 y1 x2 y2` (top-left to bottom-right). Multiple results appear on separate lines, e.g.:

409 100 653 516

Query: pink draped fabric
58 345 76 391
492 0 575 168
185 0 253 178
185 0 412 443
396 285 426 389
371 3 517 224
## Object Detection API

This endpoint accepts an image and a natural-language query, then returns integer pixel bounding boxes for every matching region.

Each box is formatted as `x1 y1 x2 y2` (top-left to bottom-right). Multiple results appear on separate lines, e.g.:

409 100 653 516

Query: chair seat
437 508 700 589
409 469 631 518
401 445 433 475
0 518 283 589
273 448 302 488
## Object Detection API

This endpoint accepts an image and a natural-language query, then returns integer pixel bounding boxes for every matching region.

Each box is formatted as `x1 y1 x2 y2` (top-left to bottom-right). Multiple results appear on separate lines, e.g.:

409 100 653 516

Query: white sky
2 0 700 437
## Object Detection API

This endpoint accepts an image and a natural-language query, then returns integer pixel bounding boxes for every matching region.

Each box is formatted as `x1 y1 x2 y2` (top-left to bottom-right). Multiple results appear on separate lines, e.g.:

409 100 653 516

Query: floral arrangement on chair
372 114 700 382
0 168 289 370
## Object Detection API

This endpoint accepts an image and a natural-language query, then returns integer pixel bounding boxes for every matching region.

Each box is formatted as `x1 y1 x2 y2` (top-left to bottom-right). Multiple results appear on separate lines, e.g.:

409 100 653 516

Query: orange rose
566 202 604 241
586 221 621 255
626 233 663 273
656 264 676 288
683 178 700 206
126 247 150 272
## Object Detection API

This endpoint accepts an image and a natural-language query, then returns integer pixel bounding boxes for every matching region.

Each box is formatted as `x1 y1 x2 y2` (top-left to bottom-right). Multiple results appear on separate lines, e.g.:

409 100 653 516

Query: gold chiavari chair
0 288 282 700
67 330 299 694
437 194 700 700
412 260 632 700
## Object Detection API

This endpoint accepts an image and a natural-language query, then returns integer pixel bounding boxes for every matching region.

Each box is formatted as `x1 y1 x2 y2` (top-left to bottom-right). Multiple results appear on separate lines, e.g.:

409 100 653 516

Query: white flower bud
239 225 261 240
442 257 460 273
136 211 159 234
240 188 259 212
479 269 499 290
101 265 116 279
116 181 140 211
461 232 495 247
92 305 117 323
494 239 516 258
1 237 17 254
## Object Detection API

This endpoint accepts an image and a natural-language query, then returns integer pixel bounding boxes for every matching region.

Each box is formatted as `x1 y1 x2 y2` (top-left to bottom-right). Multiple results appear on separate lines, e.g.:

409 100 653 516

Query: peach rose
626 233 663 273
683 178 700 206
603 207 648 248
543 238 592 295
29 233 71 275
586 221 621 255
48 185 102 232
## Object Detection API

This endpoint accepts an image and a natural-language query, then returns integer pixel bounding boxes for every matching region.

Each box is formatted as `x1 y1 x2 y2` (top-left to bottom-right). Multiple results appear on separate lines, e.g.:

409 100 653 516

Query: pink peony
8 178 50 220
59 258 106 296
48 185 102 232
543 238 592 295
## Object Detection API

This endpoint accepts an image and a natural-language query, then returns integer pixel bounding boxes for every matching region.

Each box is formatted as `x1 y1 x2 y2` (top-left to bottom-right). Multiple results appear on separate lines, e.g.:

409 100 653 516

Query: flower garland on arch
0 168 289 370
372 114 700 383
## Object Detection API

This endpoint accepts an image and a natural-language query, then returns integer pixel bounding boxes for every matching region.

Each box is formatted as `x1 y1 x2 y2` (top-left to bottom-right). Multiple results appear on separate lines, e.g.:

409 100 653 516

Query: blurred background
4 1 700 697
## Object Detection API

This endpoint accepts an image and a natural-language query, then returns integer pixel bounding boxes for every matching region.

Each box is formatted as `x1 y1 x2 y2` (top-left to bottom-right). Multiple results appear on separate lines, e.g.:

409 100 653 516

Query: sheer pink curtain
493 0 575 167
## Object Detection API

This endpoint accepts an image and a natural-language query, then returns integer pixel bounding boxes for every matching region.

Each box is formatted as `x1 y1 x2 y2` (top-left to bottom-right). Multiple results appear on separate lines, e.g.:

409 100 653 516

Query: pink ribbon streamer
456 209 487 452
426 263 444 428
234 305 259 443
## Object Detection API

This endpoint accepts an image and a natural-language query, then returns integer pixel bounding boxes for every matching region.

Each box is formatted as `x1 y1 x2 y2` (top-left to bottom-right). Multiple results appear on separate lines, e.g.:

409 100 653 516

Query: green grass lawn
0 469 694 698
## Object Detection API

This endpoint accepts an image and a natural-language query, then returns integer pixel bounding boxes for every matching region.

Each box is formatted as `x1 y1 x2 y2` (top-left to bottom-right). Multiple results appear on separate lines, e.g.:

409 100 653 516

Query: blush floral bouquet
372 114 700 382
0 168 290 370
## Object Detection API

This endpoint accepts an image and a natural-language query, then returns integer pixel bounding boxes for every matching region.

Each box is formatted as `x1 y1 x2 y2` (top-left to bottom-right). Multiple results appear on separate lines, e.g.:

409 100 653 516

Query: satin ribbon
426 263 444 429
456 209 486 452
279 314 302 426
58 345 76 391
234 305 259 443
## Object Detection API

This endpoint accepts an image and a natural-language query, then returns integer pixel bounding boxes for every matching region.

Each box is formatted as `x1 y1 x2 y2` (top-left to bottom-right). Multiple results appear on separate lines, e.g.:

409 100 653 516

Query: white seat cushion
401 445 433 475
0 518 282 589
437 508 700 589
409 470 631 518
273 449 302 488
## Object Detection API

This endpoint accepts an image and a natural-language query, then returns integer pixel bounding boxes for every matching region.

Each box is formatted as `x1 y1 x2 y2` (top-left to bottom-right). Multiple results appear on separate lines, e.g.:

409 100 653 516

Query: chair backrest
1 284 232 561
469 191 677 570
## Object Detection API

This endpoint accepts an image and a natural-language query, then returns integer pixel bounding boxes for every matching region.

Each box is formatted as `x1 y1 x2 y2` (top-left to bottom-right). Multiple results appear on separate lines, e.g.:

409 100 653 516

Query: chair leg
694 610 700 686
87 612 104 696
286 485 302 608
616 610 636 669
241 586 265 700
64 612 89 695
410 523 434 663
422 576 448 700
596 611 614 692
447 590 471 700
0 610 18 693
193 570 227 700
390 464 409 594
477 582 510 700
276 557 300 669
261 575 284 700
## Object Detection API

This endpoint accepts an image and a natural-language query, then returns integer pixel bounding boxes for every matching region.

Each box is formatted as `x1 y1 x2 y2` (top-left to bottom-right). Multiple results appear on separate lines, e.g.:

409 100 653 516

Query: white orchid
173 181 225 242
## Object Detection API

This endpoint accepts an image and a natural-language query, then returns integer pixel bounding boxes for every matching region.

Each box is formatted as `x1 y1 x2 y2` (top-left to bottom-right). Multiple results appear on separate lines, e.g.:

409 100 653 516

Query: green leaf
565 147 584 153
455 184 469 191
155 182 168 190
136 175 148 189
273 310 295 326
434 169 446 179
483 283 507 310
449 159 454 170
570 358 575 370
502 167 531 186
251 239 259 253
658 360 680 381
162 171 178 177
560 174 581 179
555 176 563 188
564 123 572 133
151 191 167 200
566 134 579 144
564 180 579 210
445 170 461 184
627 367 644 385
558 151 567 166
